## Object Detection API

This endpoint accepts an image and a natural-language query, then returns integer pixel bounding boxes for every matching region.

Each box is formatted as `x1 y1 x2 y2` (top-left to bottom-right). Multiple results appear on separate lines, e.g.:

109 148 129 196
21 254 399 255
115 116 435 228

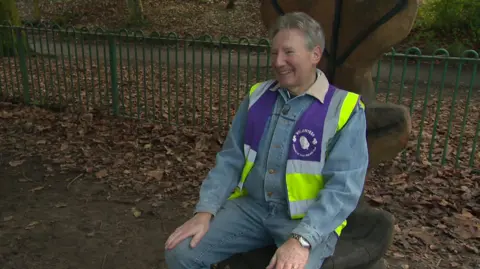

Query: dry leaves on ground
17 0 267 40
1 97 479 269
369 157 480 268
0 101 224 201
2 82 480 269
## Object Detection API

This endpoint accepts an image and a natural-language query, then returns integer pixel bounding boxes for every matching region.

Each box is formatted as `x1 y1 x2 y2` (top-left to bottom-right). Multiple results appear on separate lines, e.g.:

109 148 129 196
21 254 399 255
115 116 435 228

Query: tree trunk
126 0 145 25
0 0 22 57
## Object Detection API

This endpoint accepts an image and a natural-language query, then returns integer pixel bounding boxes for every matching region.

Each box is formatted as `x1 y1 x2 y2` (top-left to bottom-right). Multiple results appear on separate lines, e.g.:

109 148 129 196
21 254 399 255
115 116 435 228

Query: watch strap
290 233 311 249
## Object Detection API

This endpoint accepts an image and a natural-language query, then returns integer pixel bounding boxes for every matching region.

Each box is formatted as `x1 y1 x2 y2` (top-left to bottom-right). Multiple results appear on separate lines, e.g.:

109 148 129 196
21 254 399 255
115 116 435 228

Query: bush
416 0 480 43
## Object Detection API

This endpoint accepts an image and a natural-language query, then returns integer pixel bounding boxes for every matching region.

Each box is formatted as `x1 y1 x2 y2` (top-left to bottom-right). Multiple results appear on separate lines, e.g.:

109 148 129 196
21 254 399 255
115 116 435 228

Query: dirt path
0 153 190 269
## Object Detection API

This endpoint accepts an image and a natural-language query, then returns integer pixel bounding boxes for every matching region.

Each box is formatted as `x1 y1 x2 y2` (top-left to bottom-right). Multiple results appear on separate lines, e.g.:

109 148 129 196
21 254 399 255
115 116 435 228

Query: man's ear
311 45 322 65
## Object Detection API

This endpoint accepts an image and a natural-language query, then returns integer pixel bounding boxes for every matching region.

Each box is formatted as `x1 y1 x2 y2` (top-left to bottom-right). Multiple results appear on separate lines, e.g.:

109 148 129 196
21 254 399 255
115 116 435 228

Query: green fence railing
0 24 479 171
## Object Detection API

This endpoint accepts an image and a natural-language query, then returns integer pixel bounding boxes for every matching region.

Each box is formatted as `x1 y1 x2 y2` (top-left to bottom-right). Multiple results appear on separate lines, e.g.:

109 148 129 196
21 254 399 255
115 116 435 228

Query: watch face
291 234 310 248
299 237 310 248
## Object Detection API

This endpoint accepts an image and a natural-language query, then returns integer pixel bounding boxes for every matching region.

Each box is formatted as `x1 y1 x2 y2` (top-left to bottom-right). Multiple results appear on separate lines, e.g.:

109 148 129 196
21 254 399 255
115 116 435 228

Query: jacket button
268 169 276 174
267 192 273 197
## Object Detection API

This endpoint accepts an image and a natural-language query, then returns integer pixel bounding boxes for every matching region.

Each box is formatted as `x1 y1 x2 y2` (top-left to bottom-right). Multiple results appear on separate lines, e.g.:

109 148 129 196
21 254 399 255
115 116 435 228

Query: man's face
271 28 321 88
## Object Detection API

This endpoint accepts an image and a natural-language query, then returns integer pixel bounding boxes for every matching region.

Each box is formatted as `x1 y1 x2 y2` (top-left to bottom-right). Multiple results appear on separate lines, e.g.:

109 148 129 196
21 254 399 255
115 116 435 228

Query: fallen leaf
18 177 31 183
25 221 40 230
131 207 142 218
439 199 449 206
453 226 474 240
0 111 13 118
9 160 25 167
147 170 164 181
60 143 69 151
29 186 45 192
409 229 434 245
372 197 385 204
95 169 108 179
114 159 125 167
430 177 445 184
55 202 68 208
461 209 473 219
393 252 405 258
464 244 479 254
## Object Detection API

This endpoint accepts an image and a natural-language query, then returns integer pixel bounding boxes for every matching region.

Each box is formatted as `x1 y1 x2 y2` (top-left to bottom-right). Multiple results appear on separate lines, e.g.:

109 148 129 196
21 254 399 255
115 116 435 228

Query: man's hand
266 238 310 269
164 212 212 250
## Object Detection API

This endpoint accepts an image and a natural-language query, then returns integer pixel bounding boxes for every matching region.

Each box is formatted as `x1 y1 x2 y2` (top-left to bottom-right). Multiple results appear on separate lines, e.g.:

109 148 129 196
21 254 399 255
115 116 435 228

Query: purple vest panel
244 83 278 151
245 82 336 164
288 85 335 162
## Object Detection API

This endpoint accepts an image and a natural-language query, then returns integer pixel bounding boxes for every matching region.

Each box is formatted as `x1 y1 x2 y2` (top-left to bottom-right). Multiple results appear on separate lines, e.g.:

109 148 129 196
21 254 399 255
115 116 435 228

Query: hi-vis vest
227 80 365 237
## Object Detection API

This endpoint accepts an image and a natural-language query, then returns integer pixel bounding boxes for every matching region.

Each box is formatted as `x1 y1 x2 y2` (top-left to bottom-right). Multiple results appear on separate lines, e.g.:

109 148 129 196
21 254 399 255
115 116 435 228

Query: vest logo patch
292 129 318 157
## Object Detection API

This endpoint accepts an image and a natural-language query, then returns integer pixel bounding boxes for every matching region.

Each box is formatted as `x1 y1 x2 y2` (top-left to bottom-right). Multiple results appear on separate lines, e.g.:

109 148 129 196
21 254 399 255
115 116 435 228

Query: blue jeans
164 196 338 269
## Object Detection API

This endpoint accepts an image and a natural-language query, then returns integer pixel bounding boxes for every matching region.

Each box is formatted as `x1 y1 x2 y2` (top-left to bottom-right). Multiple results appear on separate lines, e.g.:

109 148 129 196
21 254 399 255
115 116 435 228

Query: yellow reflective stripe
335 220 348 236
291 213 306 219
228 158 253 200
228 187 248 200
238 160 254 188
336 92 360 132
249 82 262 96
229 147 256 200
359 99 365 109
238 148 256 188
290 201 347 237
286 173 324 202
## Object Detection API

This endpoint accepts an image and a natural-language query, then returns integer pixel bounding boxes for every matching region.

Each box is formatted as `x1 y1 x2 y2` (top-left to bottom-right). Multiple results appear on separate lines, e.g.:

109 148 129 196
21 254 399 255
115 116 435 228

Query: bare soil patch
0 152 190 269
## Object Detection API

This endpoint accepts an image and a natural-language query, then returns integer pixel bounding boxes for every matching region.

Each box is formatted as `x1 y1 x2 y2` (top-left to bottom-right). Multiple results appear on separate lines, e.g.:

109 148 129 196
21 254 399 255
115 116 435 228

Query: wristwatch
290 233 311 249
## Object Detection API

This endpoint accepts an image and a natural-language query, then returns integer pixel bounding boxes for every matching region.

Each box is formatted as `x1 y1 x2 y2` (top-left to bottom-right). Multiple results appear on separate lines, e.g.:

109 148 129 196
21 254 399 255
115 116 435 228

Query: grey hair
269 12 326 53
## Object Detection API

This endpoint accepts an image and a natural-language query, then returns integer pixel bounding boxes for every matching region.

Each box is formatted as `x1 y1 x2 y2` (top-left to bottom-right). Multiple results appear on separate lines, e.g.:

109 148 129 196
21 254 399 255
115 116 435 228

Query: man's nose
272 53 285 67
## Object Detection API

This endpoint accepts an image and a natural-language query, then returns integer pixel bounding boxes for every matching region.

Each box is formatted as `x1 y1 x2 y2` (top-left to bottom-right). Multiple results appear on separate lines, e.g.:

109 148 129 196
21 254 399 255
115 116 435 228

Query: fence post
108 34 119 116
16 28 30 104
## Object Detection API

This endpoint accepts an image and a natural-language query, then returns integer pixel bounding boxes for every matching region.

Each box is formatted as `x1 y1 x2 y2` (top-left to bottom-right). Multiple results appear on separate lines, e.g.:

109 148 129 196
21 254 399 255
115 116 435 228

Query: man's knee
164 238 207 269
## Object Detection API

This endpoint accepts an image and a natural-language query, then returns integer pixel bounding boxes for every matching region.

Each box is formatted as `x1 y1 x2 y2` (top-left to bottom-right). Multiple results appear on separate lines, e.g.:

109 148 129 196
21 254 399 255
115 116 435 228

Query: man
164 12 368 269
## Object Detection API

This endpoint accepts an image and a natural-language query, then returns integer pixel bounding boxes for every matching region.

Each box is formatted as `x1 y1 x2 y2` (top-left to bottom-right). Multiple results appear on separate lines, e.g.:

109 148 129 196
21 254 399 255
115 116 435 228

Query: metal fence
0 24 479 170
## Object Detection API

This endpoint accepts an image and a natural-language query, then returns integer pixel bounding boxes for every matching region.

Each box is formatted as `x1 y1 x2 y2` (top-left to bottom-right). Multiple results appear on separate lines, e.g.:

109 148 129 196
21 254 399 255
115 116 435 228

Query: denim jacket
194 70 369 249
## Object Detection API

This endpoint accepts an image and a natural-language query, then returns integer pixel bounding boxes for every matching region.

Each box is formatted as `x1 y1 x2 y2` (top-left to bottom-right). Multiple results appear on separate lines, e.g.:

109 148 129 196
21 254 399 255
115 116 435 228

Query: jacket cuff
193 203 220 217
291 222 322 250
